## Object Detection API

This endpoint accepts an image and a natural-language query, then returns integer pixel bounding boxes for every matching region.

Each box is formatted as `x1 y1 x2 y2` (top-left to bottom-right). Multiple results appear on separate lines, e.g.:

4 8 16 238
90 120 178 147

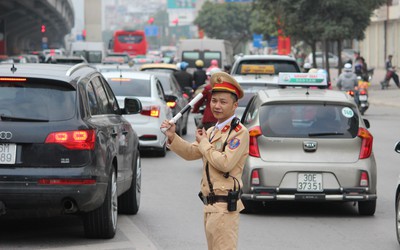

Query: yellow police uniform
168 72 249 250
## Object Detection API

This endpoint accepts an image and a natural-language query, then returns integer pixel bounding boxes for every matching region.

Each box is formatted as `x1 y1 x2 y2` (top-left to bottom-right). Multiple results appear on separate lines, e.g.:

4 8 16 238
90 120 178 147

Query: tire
396 194 400 244
83 167 118 239
118 153 141 214
358 200 376 216
156 142 167 157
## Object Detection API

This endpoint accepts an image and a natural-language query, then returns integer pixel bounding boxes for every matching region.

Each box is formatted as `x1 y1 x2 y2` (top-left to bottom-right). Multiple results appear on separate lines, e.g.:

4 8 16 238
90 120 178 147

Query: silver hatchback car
240 73 377 215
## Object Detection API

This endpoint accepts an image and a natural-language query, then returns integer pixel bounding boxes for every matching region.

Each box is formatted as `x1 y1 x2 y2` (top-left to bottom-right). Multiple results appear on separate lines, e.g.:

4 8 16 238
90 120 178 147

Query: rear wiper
0 114 49 122
308 132 344 136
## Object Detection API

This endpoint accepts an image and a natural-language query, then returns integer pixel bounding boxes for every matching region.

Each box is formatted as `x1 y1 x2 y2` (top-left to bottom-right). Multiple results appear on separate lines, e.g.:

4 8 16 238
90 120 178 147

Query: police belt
198 192 228 205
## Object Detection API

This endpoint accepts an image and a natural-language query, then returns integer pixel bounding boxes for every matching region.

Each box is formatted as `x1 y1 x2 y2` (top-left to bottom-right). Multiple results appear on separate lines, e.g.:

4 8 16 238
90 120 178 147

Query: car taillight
358 128 373 159
251 169 260 185
249 126 262 158
141 105 160 117
167 101 177 108
359 171 369 187
45 130 95 150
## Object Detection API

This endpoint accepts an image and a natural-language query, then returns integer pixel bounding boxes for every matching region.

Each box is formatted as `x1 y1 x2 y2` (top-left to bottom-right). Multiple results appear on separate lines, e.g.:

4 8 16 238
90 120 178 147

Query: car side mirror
363 118 370 129
165 94 178 103
124 98 142 114
395 141 400 153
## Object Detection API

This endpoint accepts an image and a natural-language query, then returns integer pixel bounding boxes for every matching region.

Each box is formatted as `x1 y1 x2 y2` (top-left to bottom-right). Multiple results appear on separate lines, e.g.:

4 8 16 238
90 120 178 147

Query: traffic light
41 24 46 33
148 17 154 25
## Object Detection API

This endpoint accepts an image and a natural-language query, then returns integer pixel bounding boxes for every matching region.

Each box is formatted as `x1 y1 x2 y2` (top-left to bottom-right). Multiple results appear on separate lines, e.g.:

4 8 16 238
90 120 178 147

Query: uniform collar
215 115 236 131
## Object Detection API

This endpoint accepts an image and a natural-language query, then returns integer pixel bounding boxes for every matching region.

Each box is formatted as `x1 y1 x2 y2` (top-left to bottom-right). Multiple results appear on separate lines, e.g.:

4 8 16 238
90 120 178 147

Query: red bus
110 30 147 56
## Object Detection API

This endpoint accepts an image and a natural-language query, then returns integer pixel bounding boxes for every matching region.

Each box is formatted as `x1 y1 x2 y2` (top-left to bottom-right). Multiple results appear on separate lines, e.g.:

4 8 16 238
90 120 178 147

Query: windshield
235 60 300 75
117 35 143 44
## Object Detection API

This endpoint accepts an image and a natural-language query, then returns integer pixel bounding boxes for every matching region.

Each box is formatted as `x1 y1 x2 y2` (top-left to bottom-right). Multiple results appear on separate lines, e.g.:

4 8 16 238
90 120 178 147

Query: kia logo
0 131 12 140
303 141 317 152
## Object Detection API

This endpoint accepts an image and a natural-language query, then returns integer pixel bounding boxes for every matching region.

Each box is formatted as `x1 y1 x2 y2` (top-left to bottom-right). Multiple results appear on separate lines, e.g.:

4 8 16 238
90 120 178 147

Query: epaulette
234 124 242 132
221 125 230 133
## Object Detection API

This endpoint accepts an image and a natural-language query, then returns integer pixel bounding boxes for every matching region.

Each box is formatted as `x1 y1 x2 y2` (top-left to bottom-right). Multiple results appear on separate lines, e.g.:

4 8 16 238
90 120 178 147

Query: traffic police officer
161 72 249 250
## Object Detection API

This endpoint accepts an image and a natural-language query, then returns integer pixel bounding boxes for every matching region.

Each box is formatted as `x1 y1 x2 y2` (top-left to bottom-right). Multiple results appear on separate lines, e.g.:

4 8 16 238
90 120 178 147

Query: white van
70 42 107 64
177 39 234 70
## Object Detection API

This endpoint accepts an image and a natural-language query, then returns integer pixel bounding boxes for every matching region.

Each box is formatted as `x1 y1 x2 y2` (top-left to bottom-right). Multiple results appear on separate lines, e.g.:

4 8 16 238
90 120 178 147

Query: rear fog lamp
360 171 369 187
251 169 260 185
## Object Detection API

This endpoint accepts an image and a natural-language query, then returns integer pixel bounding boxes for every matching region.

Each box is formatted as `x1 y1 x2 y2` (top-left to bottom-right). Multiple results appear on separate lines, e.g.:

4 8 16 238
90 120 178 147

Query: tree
253 0 386 79
193 2 253 52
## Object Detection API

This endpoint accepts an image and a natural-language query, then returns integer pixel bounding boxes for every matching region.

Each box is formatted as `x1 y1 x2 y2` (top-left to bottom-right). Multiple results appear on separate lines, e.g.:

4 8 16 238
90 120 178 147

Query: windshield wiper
0 114 49 122
308 132 344 137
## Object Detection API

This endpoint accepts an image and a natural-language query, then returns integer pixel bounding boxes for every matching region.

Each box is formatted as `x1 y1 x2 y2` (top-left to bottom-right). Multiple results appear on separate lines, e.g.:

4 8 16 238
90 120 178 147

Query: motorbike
346 80 369 116
381 67 397 90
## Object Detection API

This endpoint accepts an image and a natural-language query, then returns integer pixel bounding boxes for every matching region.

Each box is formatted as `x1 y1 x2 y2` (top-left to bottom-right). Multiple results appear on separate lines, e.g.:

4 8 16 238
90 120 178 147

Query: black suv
0 63 142 239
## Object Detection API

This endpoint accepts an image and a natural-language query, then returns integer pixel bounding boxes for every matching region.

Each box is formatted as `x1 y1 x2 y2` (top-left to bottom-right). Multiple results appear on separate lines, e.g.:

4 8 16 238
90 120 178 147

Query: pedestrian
174 61 194 91
192 68 222 130
382 55 399 88
160 71 249 250
193 59 207 91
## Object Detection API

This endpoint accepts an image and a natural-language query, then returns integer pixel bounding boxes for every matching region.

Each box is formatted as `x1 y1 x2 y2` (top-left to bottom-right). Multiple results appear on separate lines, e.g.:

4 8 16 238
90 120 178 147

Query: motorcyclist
337 63 359 103
173 61 194 91
193 59 207 91
206 59 219 74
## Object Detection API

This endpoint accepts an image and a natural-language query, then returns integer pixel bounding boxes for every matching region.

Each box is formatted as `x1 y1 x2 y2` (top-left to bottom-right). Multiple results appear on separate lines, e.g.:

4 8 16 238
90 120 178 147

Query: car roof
101 71 153 81
0 63 97 84
139 63 177 71
236 55 297 62
258 88 355 105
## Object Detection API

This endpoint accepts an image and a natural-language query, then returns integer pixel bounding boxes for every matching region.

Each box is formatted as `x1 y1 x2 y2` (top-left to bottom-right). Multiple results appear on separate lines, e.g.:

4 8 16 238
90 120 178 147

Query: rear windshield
117 35 143 44
107 78 151 97
0 81 76 121
235 60 300 75
258 104 359 138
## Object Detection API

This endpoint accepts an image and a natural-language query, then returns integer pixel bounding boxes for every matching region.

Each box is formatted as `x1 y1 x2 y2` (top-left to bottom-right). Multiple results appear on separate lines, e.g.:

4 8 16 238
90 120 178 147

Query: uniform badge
228 137 240 150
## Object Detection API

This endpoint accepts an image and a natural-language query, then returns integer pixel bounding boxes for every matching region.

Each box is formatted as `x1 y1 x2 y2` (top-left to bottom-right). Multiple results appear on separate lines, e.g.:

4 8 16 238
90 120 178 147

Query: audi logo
0 131 12 140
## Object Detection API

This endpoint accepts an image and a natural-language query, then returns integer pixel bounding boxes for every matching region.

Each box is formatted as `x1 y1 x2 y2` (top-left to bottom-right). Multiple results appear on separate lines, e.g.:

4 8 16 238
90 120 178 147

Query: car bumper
241 186 377 202
132 122 167 150
0 167 108 214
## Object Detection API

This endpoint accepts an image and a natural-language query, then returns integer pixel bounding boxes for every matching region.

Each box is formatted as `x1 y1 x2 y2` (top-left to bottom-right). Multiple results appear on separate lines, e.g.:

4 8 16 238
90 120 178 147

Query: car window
242 95 260 125
0 80 75 121
156 74 174 94
235 60 299 75
87 82 101 116
107 77 151 97
156 81 165 101
259 104 359 138
101 77 120 114
91 77 114 114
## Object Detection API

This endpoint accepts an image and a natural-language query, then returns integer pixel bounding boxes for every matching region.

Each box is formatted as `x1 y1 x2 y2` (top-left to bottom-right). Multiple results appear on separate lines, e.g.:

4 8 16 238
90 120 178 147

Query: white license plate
0 144 17 164
297 173 323 192
359 95 368 101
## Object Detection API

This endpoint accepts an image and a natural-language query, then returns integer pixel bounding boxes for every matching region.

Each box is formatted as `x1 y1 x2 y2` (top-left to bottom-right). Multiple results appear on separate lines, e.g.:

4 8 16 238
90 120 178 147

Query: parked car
305 52 339 68
101 71 173 156
0 63 142 238
240 73 377 215
150 71 190 135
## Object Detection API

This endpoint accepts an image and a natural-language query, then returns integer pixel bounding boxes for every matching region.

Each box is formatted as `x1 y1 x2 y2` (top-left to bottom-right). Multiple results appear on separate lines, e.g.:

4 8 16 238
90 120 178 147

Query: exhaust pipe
62 199 78 214
0 201 6 216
